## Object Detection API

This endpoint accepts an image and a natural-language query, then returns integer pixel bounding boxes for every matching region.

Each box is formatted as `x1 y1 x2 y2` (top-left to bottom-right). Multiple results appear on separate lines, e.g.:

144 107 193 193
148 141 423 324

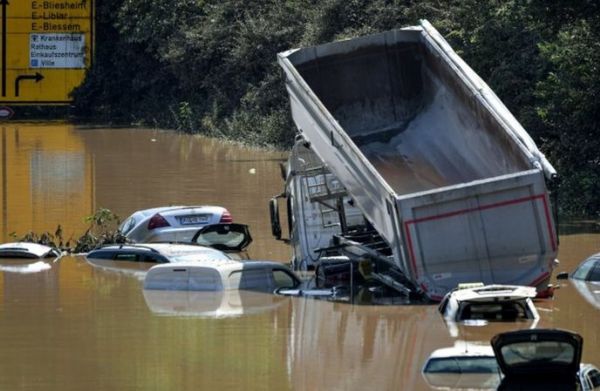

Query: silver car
119 205 233 242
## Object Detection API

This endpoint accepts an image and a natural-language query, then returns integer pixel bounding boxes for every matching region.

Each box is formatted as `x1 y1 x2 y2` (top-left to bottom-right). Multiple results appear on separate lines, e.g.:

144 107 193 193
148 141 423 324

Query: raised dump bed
278 20 558 300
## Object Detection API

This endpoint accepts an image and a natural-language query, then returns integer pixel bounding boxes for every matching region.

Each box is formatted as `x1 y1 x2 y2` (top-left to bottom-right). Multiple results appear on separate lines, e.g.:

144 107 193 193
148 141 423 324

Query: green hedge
72 0 600 217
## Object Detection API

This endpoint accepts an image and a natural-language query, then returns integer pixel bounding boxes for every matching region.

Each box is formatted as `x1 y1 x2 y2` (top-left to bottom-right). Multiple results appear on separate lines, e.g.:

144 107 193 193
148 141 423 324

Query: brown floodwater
0 123 598 390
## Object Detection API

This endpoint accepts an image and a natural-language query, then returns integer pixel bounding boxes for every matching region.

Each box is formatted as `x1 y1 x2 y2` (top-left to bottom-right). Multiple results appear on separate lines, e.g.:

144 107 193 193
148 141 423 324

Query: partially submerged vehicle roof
427 342 495 360
449 284 538 303
0 242 59 259
491 329 583 379
570 252 600 282
86 243 231 263
423 342 501 391
144 260 301 291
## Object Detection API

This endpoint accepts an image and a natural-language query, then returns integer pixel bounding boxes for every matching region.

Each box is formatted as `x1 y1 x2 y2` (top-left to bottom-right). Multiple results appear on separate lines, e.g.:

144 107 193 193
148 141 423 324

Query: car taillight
148 213 170 230
219 210 233 223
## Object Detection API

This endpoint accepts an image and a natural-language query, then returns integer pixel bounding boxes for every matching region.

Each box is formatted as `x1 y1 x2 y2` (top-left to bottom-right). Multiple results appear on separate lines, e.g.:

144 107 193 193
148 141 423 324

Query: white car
422 341 501 390
438 284 540 336
144 259 301 293
492 329 600 390
119 205 233 242
0 242 60 258
86 223 253 277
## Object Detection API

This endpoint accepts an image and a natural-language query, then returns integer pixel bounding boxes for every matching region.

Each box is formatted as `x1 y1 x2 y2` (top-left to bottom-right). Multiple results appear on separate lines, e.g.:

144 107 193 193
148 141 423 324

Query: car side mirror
556 272 569 280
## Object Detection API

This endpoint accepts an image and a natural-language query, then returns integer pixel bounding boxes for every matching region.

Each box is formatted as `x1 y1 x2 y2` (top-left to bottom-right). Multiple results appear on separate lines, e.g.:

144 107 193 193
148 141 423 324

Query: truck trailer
270 20 558 301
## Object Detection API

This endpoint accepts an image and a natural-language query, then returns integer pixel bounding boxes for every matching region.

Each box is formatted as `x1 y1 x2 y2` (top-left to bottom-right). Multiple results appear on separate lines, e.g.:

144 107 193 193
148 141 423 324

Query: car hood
491 329 582 379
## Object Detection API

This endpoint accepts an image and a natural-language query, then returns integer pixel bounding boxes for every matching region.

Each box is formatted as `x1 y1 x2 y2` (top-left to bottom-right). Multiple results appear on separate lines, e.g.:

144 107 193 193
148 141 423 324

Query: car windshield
588 264 600 281
500 341 575 366
424 357 499 374
572 259 596 280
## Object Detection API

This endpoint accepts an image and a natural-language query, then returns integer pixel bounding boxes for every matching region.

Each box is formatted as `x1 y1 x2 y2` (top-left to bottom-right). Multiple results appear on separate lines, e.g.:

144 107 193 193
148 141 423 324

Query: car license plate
179 215 210 225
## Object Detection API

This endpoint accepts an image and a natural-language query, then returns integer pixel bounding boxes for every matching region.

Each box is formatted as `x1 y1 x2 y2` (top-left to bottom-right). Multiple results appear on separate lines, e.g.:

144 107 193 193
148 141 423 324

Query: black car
491 329 600 391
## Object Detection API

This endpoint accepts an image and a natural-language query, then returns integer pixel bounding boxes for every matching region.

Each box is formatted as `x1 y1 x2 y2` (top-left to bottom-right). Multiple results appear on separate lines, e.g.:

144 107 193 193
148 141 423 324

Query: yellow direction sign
0 0 94 104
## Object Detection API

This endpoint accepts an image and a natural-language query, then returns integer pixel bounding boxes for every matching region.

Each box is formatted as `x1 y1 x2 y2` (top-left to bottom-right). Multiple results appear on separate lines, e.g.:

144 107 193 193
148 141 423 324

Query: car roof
0 242 59 258
146 259 294 280
131 205 225 218
90 243 230 260
450 284 537 303
428 342 495 359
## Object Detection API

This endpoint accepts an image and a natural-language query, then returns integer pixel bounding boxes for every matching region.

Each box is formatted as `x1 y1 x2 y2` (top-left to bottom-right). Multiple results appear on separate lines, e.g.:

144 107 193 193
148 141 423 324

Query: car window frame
572 259 596 280
586 262 600 282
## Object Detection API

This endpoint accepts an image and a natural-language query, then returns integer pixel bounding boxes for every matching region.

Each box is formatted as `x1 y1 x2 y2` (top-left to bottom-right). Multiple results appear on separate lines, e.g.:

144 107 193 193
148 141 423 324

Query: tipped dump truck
271 20 558 301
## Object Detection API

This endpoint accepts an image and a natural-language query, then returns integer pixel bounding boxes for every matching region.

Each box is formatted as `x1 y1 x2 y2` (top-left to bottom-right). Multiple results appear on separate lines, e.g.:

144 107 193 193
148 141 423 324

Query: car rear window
458 301 528 321
424 357 499 373
500 341 575 366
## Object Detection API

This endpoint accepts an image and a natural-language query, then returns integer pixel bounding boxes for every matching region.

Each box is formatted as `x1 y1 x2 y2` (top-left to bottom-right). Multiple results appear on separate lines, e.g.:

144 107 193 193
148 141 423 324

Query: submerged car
143 287 289 318
86 243 231 264
88 223 251 262
85 242 232 276
491 329 600 390
86 223 253 276
439 284 539 337
119 205 233 242
439 284 539 322
144 259 301 293
0 242 60 259
557 252 600 282
422 341 501 390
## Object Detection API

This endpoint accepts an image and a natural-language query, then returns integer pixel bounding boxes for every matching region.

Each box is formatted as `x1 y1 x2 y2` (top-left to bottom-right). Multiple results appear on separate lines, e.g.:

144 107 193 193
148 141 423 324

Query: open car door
191 224 253 252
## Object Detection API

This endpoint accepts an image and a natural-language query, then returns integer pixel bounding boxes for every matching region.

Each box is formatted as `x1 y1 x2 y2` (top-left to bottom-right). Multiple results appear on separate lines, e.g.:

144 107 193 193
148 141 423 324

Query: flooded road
0 123 599 390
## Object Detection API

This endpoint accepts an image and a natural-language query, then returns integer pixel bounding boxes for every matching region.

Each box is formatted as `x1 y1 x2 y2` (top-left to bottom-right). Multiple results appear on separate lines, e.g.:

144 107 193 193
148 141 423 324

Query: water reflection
85 257 150 280
570 280 600 311
0 124 599 390
143 289 288 318
0 123 290 262
0 124 94 239
0 258 53 274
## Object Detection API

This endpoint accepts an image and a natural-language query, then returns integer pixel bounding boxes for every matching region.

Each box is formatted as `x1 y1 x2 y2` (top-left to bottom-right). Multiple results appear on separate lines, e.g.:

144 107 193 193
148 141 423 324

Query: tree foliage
72 0 600 217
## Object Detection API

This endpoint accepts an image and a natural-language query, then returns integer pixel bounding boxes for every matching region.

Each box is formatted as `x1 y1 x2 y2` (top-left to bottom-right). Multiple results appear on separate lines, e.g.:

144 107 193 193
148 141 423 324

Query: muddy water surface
0 123 598 390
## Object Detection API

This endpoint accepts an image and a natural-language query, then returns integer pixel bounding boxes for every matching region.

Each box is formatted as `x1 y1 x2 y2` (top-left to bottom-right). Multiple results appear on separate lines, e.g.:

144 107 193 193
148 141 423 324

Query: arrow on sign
1 0 8 97
15 73 44 97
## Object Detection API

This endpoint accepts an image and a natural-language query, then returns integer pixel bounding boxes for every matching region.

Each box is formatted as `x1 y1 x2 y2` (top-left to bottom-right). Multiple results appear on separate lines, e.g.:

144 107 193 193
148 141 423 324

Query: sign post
0 0 94 104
